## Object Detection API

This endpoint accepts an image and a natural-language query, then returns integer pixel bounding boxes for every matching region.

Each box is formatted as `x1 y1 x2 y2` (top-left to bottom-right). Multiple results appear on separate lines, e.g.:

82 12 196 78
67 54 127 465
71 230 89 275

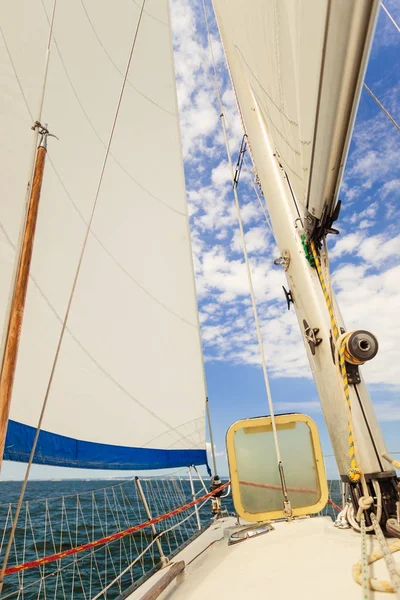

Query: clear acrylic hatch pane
233 420 321 514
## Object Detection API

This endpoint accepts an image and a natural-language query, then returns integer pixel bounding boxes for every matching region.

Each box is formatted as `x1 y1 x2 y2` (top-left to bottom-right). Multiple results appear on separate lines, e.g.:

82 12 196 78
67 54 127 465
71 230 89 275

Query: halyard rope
360 513 370 599
353 524 400 595
310 240 400 594
2 482 229 577
310 240 361 483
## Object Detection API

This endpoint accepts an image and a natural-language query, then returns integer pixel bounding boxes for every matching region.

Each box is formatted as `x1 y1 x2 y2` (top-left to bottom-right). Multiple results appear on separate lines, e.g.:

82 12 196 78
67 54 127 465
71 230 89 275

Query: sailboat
0 0 399 598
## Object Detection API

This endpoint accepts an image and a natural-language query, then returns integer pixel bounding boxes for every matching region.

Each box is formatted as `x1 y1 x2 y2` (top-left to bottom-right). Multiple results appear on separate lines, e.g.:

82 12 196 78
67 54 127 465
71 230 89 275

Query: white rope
381 2 400 32
201 0 286 486
360 513 370 600
355 496 400 596
206 398 218 476
371 513 400 597
193 465 209 494
0 0 146 587
243 155 274 236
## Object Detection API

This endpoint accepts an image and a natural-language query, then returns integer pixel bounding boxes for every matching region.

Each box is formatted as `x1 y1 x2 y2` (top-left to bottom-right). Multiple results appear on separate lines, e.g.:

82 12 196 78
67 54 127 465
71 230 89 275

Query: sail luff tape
310 241 362 482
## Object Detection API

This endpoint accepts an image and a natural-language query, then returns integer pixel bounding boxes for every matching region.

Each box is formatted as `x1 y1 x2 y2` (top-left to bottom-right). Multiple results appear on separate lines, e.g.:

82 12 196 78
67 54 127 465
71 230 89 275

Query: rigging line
305 0 332 212
363 83 400 132
321 241 384 477
197 17 275 242
381 2 400 32
202 0 287 501
208 20 294 248
255 191 273 236
282 166 302 221
206 397 217 477
246 161 278 241
0 0 147 586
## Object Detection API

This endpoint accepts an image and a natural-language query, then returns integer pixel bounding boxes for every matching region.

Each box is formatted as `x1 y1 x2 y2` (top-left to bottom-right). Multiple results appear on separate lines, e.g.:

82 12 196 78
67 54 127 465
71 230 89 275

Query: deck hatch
226 413 328 521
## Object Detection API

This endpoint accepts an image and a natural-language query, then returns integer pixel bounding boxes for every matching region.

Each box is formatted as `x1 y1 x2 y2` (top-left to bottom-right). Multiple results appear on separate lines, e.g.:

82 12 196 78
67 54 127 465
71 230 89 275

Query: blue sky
1 0 399 481
172 0 400 478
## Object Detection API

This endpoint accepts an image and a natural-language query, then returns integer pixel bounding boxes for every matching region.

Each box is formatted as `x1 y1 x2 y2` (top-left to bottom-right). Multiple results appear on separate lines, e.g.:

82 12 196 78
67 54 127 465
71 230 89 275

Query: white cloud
170 0 400 393
359 219 374 230
274 401 322 414
231 225 269 254
206 442 225 459
343 83 399 198
374 401 400 422
357 233 400 264
211 160 231 186
332 260 400 386
331 232 400 267
330 232 365 259
382 179 400 199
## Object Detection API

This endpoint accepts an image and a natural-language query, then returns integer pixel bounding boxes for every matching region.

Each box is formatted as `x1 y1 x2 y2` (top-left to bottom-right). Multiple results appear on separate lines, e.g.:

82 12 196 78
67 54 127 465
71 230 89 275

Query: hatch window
226 413 328 521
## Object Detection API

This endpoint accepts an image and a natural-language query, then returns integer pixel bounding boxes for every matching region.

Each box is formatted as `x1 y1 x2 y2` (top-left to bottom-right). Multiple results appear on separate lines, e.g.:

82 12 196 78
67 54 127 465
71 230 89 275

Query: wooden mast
0 125 50 469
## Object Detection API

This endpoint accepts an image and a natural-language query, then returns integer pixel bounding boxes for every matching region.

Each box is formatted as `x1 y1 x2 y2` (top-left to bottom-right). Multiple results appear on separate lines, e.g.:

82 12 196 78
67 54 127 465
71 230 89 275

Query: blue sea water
0 479 341 599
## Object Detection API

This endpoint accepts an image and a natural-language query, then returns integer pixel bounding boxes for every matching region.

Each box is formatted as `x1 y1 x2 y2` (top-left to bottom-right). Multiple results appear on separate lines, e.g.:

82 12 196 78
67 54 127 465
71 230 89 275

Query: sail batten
0 0 208 470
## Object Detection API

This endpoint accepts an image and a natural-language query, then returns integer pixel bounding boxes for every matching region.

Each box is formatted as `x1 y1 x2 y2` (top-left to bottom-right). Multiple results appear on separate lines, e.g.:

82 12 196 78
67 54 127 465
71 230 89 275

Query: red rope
3 482 229 577
239 480 317 494
239 481 342 513
327 498 341 512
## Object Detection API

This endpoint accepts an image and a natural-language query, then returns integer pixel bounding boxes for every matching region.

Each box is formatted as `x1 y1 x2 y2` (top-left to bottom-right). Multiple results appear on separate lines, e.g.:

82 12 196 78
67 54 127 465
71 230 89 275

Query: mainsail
0 0 208 470
213 0 379 232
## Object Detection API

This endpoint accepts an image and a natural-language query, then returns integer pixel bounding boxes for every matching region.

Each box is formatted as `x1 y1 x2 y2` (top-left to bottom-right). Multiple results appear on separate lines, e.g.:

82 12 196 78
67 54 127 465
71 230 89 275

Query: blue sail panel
4 420 208 470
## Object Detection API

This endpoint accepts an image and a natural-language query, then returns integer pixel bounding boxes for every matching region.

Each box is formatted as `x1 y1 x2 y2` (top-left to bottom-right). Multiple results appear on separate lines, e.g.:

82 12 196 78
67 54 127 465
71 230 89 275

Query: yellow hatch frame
226 413 329 522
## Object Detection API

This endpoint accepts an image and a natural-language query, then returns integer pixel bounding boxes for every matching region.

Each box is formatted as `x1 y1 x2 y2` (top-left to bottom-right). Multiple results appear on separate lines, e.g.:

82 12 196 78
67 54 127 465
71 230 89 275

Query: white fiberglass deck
127 516 400 599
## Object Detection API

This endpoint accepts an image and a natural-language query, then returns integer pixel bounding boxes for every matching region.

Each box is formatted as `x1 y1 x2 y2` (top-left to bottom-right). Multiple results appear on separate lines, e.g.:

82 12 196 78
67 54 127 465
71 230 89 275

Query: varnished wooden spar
0 127 50 469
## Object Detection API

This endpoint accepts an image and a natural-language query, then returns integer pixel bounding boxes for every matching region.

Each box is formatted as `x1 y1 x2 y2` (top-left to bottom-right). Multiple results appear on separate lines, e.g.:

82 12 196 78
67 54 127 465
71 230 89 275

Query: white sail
0 0 208 469
213 0 379 222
